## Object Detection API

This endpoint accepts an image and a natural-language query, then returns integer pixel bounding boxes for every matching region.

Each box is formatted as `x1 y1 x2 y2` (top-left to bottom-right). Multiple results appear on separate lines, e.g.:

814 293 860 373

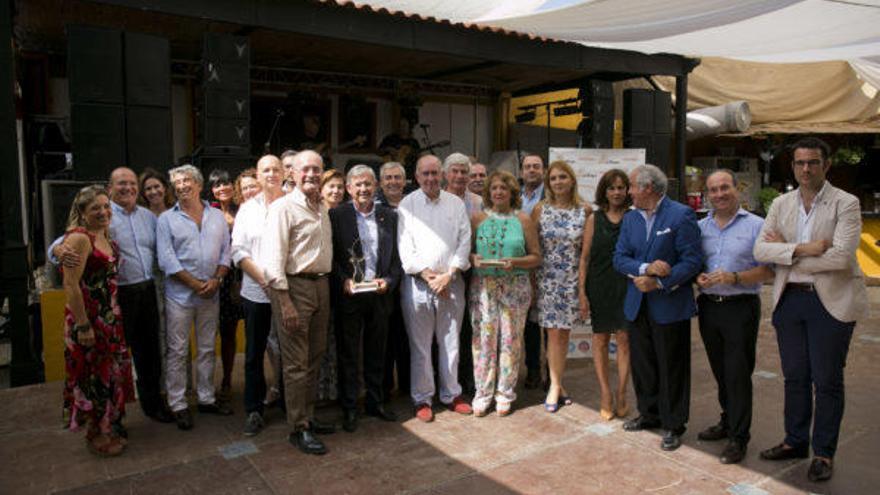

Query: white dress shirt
397 189 471 275
231 194 272 303
355 205 379 281
788 181 829 284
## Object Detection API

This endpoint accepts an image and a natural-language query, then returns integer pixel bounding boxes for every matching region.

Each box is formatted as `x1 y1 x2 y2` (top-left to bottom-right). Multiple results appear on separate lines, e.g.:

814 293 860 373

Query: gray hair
379 161 405 178
168 164 204 186
346 164 376 184
631 164 667 196
443 152 471 173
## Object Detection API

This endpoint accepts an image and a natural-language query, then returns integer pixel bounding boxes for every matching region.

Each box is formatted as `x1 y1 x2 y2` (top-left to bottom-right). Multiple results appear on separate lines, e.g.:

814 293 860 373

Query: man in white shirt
398 155 473 422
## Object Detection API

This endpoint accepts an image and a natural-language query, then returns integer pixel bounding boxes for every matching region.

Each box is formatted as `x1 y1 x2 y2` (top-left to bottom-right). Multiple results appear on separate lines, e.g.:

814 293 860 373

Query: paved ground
1 286 878 495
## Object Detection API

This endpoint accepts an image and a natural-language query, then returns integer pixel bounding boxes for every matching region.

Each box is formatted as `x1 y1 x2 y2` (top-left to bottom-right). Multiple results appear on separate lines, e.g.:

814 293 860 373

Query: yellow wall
40 290 245 382
510 89 623 148
858 217 880 279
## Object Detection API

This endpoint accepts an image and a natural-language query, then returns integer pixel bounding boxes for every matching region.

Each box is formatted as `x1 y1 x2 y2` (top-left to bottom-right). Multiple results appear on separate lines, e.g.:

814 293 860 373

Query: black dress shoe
175 409 194 431
197 402 234 416
342 410 358 433
697 422 728 442
524 370 541 389
661 429 684 451
807 458 833 482
309 418 336 435
623 416 661 432
760 443 809 461
289 430 327 455
365 405 398 422
149 407 175 424
720 440 747 464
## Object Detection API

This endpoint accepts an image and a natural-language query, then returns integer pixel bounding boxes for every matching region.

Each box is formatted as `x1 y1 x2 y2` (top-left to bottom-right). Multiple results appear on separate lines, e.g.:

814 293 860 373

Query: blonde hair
543 160 582 208
66 185 110 232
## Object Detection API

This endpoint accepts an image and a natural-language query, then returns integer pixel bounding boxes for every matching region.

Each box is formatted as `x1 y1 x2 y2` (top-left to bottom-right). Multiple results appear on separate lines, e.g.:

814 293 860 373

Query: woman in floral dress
532 161 592 412
62 185 134 456
469 171 541 416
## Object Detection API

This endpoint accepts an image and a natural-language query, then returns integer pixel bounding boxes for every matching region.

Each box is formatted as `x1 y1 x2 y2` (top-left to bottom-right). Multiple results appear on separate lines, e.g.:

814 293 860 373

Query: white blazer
753 182 867 323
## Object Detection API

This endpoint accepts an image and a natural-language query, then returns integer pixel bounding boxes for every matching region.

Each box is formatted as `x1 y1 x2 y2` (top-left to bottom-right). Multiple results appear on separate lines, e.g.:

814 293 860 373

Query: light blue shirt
355 204 379 281
47 201 156 287
110 202 156 285
637 196 665 275
156 201 231 306
698 207 765 296
520 183 544 215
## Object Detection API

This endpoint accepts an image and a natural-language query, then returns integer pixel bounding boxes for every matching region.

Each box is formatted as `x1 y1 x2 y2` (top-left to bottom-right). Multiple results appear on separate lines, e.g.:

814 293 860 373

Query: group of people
55 137 867 483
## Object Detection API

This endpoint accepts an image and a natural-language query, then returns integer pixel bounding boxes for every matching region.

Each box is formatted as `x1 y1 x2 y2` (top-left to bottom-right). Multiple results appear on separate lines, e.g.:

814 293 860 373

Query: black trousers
628 304 691 431
524 319 542 374
698 294 760 444
772 288 855 459
117 280 164 415
383 289 410 397
242 298 273 414
337 292 391 411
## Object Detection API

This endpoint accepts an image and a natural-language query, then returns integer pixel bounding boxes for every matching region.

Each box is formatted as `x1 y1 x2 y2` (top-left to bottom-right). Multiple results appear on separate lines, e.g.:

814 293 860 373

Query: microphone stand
264 109 285 154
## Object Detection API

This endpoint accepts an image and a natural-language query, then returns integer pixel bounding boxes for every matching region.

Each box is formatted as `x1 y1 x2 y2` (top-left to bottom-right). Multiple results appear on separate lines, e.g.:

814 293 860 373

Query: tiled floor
2 287 878 494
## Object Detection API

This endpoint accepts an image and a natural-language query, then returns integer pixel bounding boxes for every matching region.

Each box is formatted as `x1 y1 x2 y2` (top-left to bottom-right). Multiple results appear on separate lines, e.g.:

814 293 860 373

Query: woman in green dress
578 169 632 421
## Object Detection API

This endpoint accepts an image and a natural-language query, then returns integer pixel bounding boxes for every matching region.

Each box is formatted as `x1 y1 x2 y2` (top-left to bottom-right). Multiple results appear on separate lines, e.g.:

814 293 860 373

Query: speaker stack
196 33 252 175
68 26 172 179
578 79 614 149
623 89 672 171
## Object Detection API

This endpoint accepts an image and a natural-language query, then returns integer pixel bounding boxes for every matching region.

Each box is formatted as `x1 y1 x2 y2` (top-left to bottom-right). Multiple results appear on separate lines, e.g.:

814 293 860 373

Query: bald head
256 154 284 193
109 167 138 211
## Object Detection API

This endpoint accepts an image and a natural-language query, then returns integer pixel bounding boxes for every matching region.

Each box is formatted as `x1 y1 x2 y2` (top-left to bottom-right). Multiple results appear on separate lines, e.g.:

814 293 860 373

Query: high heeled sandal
87 433 125 457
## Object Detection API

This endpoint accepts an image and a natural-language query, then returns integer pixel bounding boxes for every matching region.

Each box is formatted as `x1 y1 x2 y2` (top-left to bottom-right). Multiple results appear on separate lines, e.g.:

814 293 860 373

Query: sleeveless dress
537 204 587 329
585 210 627 333
62 228 134 433
469 211 532 410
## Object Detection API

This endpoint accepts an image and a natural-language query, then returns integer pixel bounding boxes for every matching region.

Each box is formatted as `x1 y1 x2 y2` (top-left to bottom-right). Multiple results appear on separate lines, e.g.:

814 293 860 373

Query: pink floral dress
62 227 134 433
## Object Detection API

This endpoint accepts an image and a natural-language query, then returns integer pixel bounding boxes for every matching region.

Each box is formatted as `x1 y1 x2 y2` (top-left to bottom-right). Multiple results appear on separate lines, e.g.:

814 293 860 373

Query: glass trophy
349 239 379 293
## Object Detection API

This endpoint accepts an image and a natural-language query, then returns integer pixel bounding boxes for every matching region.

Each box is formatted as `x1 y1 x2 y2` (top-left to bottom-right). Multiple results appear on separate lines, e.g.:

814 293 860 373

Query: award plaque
479 259 508 268
349 238 379 293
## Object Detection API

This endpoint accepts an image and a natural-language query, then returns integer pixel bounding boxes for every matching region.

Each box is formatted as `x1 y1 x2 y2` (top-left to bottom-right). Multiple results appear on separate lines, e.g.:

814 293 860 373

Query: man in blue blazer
613 164 703 451
330 165 402 433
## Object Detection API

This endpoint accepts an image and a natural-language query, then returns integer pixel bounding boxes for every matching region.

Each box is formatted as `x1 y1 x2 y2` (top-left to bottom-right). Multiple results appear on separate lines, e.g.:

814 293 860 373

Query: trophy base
351 280 380 293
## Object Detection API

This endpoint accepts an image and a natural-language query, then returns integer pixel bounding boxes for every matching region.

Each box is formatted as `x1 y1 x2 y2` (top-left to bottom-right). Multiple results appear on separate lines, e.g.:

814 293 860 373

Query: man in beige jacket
753 137 867 483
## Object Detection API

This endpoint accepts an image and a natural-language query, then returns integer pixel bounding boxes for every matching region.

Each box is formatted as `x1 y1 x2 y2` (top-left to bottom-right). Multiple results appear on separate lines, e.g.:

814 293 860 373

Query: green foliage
831 146 865 166
759 187 780 213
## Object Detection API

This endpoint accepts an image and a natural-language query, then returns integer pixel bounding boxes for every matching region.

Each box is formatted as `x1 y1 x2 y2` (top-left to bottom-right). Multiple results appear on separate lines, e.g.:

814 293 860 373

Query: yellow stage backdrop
40 290 246 382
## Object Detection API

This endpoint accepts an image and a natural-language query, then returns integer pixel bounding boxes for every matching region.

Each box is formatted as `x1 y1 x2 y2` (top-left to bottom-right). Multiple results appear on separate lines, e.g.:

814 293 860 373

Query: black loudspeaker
204 90 250 119
623 89 654 135
68 26 123 104
622 133 672 171
71 103 126 179
204 119 250 151
203 63 250 92
124 32 170 107
126 106 173 170
195 154 254 179
653 91 672 134
578 80 614 148
201 33 250 155
203 33 250 67
652 133 672 170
